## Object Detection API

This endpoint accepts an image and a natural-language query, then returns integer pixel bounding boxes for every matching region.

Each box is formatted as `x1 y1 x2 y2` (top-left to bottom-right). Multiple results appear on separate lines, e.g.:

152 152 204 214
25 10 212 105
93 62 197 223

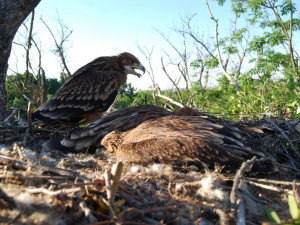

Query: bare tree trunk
0 0 41 121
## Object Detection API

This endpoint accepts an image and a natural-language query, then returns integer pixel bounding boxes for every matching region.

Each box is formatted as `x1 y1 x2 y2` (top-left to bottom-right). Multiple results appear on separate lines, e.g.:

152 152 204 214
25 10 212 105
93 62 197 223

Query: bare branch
23 10 35 88
184 14 217 60
224 14 237 71
40 16 72 79
156 93 184 108
156 28 191 89
205 0 240 91
137 44 158 104
161 57 184 104
12 82 35 105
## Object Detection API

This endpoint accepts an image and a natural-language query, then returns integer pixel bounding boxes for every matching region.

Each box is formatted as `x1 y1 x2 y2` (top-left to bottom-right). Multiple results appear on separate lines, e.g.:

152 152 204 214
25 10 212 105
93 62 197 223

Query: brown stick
230 157 271 213
58 180 105 188
111 161 124 200
13 143 24 161
0 175 68 181
26 187 81 196
246 178 300 186
104 169 115 218
2 109 18 124
247 180 292 194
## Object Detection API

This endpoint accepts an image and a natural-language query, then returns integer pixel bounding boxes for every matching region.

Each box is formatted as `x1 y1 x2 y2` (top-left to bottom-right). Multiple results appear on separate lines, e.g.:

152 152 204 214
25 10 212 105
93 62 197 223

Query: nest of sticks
0 111 299 225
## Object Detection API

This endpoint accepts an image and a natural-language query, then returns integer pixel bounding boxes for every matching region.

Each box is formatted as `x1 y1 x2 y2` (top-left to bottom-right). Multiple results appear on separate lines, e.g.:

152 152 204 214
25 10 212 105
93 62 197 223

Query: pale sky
8 0 300 90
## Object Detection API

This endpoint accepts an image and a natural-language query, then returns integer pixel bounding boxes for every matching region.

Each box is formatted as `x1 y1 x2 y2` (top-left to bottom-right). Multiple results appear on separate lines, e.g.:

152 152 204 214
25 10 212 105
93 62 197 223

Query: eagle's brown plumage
101 115 264 167
60 105 265 168
32 52 145 126
61 105 171 149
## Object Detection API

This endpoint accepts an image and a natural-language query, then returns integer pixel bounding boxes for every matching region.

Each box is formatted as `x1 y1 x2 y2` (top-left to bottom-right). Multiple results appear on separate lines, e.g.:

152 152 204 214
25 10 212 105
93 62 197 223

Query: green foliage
288 195 300 221
268 208 281 224
267 195 300 224
6 73 63 109
47 78 63 97
190 59 203 69
6 72 37 109
114 83 138 108
215 0 226 6
204 58 219 69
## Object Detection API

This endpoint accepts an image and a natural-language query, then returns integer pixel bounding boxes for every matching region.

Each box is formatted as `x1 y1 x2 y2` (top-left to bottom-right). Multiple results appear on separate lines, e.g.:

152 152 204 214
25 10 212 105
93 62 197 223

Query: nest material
0 116 299 224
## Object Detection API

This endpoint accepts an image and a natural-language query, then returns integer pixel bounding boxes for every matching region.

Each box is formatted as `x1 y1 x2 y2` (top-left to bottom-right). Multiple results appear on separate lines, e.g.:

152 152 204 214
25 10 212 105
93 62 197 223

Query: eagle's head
118 52 145 78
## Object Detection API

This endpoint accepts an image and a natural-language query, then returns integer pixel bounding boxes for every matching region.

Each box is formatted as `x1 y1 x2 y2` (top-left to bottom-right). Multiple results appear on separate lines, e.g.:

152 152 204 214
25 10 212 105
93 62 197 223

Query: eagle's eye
129 59 134 64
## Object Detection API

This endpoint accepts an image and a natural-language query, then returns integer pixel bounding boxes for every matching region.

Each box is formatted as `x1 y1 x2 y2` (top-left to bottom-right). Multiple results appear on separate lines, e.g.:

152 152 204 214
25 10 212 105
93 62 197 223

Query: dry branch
245 178 300 186
247 180 293 194
265 117 300 158
111 161 124 200
204 0 240 91
26 187 81 196
156 93 184 108
0 175 68 181
230 157 272 216
2 109 18 124
40 16 72 79
104 169 115 218
161 57 184 104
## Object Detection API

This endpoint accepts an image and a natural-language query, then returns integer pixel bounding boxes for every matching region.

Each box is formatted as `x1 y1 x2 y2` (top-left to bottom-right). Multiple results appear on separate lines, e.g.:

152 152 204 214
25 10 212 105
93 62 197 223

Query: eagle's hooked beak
135 64 145 78
125 63 145 78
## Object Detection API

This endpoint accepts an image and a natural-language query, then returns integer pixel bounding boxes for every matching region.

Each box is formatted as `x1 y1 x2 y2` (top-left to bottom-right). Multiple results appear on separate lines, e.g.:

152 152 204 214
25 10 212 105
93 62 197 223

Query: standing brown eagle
60 105 265 168
32 52 145 126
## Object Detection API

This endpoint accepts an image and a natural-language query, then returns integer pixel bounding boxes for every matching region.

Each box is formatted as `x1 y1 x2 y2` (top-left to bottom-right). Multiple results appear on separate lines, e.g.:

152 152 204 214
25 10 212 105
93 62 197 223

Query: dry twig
2 109 18 124
58 180 105 188
266 117 300 158
104 169 115 218
230 157 271 214
246 177 300 186
0 175 68 181
156 93 184 108
247 180 292 194
111 161 124 200
26 187 81 196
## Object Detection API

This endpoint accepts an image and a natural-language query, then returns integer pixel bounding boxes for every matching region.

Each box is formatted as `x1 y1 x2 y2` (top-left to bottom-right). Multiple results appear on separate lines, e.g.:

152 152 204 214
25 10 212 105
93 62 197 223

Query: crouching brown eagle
60 105 265 168
32 52 145 126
